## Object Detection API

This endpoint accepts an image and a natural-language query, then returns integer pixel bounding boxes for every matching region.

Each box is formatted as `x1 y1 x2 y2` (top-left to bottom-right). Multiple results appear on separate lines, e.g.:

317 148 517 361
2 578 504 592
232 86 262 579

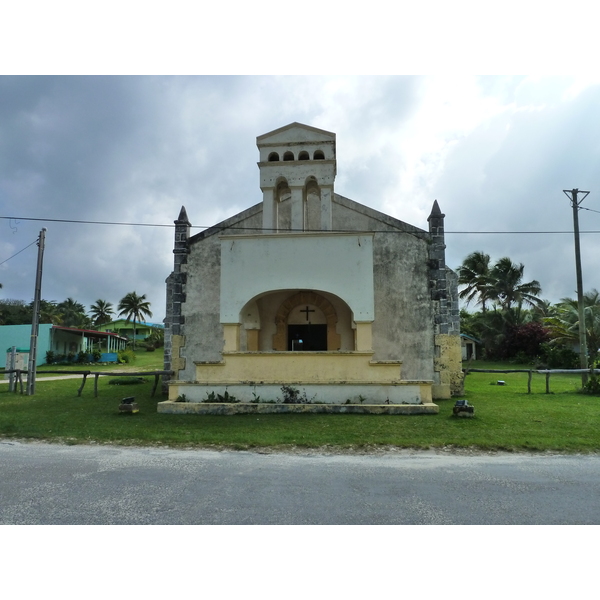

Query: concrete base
119 402 139 414
168 381 432 405
157 401 439 415
453 404 474 418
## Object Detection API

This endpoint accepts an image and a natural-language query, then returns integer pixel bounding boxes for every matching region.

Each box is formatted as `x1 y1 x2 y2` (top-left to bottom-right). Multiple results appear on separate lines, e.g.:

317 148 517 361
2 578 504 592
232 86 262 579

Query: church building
162 123 462 411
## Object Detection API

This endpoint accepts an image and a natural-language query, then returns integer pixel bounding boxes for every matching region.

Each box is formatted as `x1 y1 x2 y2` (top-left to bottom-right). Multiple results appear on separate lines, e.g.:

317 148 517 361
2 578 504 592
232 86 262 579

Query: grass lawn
31 348 166 375
1 355 599 452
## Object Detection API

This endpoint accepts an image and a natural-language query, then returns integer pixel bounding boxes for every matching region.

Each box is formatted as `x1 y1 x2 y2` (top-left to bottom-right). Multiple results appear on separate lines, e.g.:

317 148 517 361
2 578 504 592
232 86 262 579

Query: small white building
461 333 481 361
163 123 463 408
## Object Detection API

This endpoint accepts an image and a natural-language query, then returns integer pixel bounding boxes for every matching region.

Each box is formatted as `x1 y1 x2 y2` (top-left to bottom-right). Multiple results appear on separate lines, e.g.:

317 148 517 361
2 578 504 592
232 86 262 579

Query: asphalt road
1 440 599 524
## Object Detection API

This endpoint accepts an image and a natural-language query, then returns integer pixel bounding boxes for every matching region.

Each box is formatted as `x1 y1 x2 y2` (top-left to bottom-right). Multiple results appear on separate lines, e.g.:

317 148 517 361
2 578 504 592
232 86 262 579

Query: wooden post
545 372 551 394
8 347 16 392
528 370 532 394
77 373 89 397
16 369 24 394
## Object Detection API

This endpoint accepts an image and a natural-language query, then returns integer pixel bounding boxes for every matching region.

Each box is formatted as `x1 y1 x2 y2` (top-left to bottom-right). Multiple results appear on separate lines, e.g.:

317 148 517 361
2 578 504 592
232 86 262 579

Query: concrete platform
157 401 439 415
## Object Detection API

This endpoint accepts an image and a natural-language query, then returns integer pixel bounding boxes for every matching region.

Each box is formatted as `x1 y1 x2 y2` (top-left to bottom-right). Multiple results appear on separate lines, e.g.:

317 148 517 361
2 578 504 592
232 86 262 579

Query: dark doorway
288 324 327 351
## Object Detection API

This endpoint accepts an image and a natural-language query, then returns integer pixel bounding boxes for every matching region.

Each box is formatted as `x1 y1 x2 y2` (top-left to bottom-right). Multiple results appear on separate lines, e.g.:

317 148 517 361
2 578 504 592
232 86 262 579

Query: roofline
98 320 164 328
257 122 335 143
460 333 482 344
51 326 128 340
188 202 262 244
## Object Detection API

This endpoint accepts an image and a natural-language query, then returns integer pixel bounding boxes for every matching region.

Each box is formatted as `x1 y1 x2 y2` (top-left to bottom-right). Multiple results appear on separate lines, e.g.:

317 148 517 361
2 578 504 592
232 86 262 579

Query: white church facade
161 123 462 412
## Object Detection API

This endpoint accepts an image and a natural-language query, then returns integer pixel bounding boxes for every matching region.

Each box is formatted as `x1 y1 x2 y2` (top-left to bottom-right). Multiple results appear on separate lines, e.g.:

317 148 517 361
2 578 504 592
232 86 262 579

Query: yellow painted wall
194 352 403 384
433 334 464 399
171 335 186 375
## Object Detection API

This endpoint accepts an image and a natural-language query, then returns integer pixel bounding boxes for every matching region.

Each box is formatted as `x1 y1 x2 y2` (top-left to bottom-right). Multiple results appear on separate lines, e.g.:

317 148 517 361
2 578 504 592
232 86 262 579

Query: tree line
0 292 157 349
458 251 599 367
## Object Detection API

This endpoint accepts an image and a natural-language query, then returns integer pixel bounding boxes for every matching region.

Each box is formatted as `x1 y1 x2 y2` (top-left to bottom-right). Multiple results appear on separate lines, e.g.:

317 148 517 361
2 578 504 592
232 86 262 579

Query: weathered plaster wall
174 206 264 381
168 194 457 392
432 333 463 399
259 161 335 190
332 195 435 381
167 381 431 406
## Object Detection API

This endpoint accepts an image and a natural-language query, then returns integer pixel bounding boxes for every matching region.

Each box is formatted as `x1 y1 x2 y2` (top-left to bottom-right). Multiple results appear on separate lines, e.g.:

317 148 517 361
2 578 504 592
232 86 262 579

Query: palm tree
457 251 493 312
90 299 114 327
489 257 543 314
146 325 164 349
58 297 87 327
39 300 62 324
117 292 153 349
545 290 600 366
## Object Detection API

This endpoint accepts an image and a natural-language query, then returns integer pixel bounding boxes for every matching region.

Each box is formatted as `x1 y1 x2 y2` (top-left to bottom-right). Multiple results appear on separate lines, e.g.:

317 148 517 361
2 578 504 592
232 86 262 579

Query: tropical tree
39 300 62 324
489 257 543 314
458 252 545 359
529 299 556 323
0 299 31 325
458 253 544 317
457 251 493 312
90 299 114 327
58 297 88 327
117 292 153 349
146 325 164 349
545 289 600 367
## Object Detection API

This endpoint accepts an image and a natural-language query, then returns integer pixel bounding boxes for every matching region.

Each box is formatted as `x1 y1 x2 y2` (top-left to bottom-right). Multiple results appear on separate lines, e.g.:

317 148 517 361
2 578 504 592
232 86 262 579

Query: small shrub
175 394 187 402
203 390 239 403
118 349 136 364
280 385 308 404
539 343 579 369
217 390 239 403
45 350 55 365
581 375 600 395
509 351 533 366
76 351 87 364
92 349 102 363
67 352 75 363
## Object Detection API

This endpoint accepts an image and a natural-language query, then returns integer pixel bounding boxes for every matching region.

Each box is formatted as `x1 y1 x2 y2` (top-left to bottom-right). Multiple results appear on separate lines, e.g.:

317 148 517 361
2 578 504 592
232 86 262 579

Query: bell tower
257 123 336 232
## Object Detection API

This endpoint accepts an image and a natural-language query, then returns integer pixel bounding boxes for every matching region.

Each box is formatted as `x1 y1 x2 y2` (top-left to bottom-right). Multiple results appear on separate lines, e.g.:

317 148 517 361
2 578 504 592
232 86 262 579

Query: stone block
452 400 474 418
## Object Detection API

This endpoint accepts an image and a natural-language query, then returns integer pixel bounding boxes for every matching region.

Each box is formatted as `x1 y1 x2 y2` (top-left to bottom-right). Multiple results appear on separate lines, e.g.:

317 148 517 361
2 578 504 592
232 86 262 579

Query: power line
1 216 176 228
3 215 600 235
580 206 600 215
0 238 38 266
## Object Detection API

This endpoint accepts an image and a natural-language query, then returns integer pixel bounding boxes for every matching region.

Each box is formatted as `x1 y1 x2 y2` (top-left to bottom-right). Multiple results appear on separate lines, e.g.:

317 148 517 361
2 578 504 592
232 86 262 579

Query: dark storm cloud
2 76 600 320
0 76 269 315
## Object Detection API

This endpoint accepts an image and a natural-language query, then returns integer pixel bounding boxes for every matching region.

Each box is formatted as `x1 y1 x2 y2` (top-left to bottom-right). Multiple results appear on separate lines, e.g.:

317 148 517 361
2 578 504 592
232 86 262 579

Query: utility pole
27 228 47 396
563 189 590 385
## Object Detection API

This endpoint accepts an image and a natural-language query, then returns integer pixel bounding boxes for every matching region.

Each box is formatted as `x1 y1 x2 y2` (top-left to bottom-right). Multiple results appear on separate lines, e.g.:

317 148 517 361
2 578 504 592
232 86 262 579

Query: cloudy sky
2 74 600 320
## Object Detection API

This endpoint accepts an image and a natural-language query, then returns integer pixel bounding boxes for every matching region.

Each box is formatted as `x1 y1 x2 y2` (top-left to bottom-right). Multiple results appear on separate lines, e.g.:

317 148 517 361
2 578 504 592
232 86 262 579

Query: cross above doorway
300 306 315 321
